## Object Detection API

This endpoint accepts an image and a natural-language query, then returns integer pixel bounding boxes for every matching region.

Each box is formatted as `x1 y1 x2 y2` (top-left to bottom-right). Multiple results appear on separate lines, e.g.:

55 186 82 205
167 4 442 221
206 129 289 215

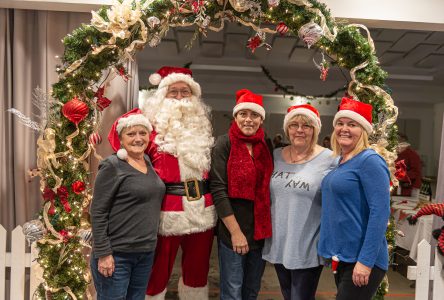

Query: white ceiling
136 24 444 105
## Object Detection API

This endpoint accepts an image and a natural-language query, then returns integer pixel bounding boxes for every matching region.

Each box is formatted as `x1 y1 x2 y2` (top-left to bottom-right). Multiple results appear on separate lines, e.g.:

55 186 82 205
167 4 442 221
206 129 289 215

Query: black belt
165 179 210 201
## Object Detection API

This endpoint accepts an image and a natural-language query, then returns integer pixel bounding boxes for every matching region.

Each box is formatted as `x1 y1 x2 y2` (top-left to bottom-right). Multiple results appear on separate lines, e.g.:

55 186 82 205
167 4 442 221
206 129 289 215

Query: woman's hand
352 261 372 287
221 215 250 255
231 229 249 255
98 255 115 277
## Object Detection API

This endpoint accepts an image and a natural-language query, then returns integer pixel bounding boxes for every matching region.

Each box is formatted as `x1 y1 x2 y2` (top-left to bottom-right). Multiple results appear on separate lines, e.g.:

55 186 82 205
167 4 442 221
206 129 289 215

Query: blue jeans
274 264 323 300
218 240 266 300
91 252 154 300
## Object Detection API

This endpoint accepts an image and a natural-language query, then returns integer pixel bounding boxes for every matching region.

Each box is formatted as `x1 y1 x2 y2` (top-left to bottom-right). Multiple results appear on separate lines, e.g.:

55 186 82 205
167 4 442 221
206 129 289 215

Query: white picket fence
407 239 444 300
3 225 444 299
0 225 41 300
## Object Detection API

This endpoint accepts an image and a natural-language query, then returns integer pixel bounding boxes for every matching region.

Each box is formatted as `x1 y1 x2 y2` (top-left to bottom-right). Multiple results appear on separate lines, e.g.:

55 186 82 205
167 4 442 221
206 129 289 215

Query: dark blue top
318 149 391 270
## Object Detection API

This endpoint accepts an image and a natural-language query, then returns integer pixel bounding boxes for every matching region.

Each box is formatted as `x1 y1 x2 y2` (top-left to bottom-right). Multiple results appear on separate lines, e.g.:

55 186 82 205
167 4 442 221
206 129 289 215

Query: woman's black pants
334 262 386 300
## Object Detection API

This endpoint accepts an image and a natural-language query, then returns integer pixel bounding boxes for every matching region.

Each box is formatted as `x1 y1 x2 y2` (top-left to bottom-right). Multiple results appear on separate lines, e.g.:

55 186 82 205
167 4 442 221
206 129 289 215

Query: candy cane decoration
407 203 444 255
407 203 444 225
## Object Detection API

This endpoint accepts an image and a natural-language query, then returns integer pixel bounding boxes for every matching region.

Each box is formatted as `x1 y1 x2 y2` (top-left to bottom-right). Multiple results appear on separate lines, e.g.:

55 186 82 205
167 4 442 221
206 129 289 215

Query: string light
35 1 397 299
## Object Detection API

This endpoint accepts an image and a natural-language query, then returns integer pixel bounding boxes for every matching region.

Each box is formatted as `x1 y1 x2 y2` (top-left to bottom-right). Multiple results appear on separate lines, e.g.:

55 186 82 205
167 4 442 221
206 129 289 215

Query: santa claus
138 66 216 299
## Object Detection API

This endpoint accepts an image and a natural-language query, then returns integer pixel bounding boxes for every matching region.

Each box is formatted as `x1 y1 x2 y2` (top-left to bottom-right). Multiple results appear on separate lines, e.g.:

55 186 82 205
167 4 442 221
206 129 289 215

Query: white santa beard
153 96 214 180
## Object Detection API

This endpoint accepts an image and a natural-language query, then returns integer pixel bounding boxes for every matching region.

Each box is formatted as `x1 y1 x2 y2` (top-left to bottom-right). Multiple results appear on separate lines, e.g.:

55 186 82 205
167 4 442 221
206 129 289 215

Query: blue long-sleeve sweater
318 149 391 270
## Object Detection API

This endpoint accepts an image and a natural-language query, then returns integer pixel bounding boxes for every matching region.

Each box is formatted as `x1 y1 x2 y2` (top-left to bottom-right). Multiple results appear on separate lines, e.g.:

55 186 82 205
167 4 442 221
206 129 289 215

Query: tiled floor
163 241 415 299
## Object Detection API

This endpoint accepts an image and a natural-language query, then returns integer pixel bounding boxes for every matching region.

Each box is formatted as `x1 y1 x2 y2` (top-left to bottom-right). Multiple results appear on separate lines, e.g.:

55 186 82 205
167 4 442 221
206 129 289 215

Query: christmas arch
29 0 399 299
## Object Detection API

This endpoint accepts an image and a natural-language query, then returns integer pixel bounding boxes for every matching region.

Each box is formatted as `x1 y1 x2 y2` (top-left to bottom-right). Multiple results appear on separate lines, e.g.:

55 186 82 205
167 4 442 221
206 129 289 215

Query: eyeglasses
166 89 192 97
288 123 313 131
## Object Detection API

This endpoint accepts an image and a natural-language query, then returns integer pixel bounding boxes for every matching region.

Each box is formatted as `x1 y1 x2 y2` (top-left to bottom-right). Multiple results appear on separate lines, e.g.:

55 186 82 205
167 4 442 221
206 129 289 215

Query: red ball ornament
71 180 86 194
276 22 289 35
62 96 89 126
89 132 102 145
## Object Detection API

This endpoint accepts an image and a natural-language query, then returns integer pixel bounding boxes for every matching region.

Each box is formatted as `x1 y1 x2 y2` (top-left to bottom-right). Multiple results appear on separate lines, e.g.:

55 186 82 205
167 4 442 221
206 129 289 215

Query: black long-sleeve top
209 134 263 250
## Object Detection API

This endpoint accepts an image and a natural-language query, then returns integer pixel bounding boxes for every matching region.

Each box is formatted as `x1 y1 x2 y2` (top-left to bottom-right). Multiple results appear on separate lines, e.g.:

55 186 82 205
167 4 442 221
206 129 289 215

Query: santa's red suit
145 131 216 299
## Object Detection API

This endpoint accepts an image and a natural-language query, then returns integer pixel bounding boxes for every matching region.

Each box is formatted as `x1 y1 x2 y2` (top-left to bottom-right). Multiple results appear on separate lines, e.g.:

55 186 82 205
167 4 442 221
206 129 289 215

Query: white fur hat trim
158 73 201 98
149 73 162 85
333 110 373 133
283 107 321 131
116 114 153 134
117 148 128 160
232 102 266 120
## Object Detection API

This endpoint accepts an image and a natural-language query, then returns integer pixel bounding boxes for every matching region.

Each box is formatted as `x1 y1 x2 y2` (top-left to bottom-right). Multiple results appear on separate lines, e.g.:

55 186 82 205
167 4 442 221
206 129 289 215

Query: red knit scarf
227 122 273 240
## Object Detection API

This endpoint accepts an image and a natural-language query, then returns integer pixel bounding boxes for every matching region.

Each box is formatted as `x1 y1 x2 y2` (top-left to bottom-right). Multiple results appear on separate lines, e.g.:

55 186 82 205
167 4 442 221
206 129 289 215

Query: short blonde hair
331 126 369 157
285 115 320 154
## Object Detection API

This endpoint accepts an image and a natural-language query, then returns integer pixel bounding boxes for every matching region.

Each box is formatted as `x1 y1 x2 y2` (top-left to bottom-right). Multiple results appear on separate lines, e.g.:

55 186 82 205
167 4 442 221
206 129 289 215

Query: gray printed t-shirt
262 147 337 269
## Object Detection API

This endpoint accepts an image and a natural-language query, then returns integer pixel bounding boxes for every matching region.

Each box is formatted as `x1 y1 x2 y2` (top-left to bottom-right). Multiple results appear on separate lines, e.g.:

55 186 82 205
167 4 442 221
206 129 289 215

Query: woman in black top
91 109 165 300
210 89 273 299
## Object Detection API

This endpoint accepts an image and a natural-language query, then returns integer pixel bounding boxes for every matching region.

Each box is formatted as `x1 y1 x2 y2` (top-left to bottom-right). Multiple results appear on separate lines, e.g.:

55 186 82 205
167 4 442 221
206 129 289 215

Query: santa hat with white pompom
148 66 201 98
107 108 152 160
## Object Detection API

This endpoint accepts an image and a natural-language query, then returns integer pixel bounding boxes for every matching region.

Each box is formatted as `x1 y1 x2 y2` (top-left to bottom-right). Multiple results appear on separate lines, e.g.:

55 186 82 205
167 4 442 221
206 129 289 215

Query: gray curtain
0 8 139 238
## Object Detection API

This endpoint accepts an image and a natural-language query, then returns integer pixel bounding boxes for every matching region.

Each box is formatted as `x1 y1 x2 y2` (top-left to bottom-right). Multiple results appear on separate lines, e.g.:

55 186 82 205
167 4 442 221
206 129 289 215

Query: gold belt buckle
184 178 201 201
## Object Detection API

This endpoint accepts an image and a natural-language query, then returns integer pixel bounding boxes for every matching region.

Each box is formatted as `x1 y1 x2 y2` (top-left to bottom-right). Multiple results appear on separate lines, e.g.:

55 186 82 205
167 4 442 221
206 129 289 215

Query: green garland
260 65 347 99
33 1 398 299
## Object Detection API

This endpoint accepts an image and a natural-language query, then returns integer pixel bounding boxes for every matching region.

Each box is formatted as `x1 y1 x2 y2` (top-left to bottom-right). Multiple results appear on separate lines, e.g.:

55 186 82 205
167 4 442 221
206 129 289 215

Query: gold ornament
229 0 251 12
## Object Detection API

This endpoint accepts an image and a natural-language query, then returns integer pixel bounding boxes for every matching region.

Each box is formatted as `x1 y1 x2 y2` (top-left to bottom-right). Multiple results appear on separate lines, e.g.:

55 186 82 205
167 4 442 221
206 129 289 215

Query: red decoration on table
71 180 85 194
89 132 102 145
395 159 411 184
62 97 89 126
95 87 112 111
276 22 289 35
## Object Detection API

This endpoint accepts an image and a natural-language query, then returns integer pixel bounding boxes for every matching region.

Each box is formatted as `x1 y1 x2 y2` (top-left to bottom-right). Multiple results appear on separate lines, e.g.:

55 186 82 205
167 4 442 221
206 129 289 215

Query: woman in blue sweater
318 97 391 300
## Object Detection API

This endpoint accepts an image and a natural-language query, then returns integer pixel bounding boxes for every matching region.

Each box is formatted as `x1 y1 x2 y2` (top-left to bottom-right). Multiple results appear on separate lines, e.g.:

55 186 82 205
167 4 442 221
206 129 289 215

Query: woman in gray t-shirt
263 104 337 300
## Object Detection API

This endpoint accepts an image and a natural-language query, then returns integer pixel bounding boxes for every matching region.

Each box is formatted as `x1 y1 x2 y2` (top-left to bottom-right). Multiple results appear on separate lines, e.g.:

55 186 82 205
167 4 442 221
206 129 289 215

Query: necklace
289 146 310 164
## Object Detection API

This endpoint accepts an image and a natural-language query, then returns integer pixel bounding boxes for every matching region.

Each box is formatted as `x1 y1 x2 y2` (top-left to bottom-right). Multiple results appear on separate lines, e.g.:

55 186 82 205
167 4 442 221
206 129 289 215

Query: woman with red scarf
210 89 273 299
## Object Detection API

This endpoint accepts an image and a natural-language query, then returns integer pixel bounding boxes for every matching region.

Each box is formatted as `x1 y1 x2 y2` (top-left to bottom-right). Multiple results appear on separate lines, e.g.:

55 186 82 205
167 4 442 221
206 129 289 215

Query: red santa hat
333 97 373 134
107 108 152 160
331 256 339 274
283 104 321 131
232 89 266 120
149 66 201 97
